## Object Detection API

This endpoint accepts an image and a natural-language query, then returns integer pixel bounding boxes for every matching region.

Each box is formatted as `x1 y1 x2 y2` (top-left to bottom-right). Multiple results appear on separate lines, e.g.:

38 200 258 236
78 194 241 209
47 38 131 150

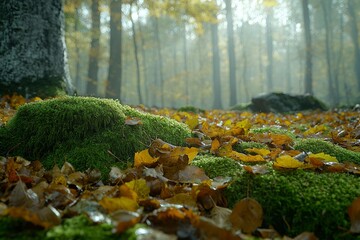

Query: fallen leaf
99 197 139 212
125 116 143 125
230 197 263 233
134 149 159 168
348 197 360 233
274 155 305 169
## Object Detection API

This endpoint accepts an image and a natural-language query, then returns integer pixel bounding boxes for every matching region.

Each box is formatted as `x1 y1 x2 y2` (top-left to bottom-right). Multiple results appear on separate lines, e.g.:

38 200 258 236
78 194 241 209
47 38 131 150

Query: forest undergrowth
0 94 360 240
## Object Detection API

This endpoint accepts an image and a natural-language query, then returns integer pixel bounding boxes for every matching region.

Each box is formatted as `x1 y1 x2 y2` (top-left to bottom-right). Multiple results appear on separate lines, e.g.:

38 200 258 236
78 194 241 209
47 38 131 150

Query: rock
0 97 191 177
250 92 327 113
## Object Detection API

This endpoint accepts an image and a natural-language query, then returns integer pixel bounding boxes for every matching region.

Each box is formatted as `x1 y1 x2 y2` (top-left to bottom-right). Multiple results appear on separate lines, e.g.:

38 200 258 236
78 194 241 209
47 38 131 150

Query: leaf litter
1 95 360 239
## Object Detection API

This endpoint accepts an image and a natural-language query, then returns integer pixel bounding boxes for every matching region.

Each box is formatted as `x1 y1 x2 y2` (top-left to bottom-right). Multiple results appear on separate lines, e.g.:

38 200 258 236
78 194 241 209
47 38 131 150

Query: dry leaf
230 198 263 233
348 197 360 233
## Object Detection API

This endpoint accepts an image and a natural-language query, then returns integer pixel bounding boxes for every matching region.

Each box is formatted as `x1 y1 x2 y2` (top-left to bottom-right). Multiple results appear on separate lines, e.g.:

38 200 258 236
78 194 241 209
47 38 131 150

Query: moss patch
192 155 360 239
0 97 191 177
0 216 46 240
46 215 116 240
294 138 360 164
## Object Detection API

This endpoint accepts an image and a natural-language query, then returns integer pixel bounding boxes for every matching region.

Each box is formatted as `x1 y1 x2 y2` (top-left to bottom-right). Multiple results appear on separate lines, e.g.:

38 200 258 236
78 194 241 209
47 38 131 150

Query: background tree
86 0 100 96
301 0 313 95
107 0 122 99
0 0 73 98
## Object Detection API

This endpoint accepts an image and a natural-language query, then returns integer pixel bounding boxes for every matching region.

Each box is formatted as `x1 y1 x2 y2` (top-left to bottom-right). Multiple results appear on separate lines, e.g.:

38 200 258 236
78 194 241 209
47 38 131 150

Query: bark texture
0 0 73 97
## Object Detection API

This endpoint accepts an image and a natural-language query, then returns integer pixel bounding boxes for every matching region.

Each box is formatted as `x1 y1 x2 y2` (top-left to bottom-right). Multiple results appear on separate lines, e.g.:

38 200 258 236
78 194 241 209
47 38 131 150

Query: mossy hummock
193 155 360 239
0 97 191 176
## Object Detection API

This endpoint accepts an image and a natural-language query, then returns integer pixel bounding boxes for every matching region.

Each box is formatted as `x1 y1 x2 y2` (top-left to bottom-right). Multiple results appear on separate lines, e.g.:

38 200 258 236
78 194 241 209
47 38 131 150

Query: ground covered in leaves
1 94 360 240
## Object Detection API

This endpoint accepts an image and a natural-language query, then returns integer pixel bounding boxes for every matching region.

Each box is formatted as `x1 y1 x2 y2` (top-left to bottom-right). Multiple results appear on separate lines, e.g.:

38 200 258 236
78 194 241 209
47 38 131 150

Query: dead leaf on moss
230 198 263 234
348 197 360 233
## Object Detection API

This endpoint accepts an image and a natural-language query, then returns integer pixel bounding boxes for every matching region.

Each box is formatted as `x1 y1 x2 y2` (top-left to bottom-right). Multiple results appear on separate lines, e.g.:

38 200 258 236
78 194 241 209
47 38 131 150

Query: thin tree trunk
153 17 164 107
347 0 360 91
136 5 148 104
265 9 274 92
129 4 142 104
183 25 189 106
74 7 81 91
87 0 100 96
301 0 313 95
107 0 122 99
210 22 222 109
225 0 237 106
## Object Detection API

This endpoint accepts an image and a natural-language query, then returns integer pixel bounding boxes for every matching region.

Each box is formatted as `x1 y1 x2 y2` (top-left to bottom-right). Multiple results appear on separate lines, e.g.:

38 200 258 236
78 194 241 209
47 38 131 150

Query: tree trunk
301 0 313 95
321 0 337 106
153 17 164 107
183 25 189 106
225 0 237 106
106 0 122 99
74 7 82 92
265 9 274 92
137 5 148 104
87 0 100 96
129 4 142 104
0 0 73 98
210 22 222 109
347 0 360 91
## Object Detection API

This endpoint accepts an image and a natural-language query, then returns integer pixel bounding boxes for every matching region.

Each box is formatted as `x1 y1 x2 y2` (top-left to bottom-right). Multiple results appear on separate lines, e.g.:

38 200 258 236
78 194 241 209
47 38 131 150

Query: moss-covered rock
192 155 360 239
294 138 360 164
0 97 191 176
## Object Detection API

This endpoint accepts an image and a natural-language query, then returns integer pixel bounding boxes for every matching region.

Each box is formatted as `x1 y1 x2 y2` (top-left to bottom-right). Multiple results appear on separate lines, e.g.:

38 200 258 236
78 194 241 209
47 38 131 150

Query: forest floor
0 94 360 240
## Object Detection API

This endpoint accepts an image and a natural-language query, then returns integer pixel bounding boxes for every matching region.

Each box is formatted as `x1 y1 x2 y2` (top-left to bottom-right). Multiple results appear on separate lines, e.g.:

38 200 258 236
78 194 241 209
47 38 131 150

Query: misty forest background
63 0 360 109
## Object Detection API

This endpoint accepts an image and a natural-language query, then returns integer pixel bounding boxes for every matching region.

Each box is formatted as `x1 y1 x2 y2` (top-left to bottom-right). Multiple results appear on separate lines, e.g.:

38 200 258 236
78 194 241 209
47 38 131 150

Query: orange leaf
125 116 143 125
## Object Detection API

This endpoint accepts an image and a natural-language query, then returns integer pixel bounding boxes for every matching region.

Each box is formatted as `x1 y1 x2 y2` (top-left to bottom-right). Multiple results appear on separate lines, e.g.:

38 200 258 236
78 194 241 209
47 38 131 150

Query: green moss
192 155 360 239
192 154 243 178
250 126 296 139
0 97 191 177
46 215 116 240
294 138 360 164
0 216 46 240
233 141 268 153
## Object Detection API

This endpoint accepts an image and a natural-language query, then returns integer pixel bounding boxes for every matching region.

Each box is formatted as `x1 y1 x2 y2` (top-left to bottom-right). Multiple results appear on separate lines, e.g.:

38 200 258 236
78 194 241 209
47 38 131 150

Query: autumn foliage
1 94 360 239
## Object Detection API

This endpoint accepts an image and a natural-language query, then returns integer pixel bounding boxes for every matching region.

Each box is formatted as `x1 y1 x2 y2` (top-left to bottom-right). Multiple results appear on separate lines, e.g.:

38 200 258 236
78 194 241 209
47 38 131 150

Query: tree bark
0 0 73 98
129 4 142 104
347 0 360 91
265 9 274 92
106 0 122 99
183 25 189 106
225 0 237 106
87 0 100 96
210 22 222 109
301 0 313 95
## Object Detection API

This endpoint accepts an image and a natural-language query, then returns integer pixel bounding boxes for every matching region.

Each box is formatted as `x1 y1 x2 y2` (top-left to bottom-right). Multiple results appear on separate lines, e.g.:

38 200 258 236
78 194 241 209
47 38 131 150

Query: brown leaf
230 198 263 233
125 116 143 126
9 181 39 208
292 232 318 240
348 197 360 233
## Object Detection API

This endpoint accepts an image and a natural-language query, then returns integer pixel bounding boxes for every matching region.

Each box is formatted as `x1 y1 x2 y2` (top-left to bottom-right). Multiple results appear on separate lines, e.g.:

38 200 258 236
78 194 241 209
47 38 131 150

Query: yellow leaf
119 184 138 201
99 197 138 212
274 155 304 169
245 148 270 156
270 134 293 146
231 152 266 163
185 115 199 130
125 179 150 199
134 149 159 167
304 125 328 136
309 153 338 162
210 138 221 153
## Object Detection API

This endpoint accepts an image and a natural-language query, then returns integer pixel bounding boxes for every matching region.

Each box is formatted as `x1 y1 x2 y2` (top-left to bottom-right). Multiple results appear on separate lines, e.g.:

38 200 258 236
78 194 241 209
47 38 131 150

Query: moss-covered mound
193 155 360 239
0 97 191 176
294 138 360 164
